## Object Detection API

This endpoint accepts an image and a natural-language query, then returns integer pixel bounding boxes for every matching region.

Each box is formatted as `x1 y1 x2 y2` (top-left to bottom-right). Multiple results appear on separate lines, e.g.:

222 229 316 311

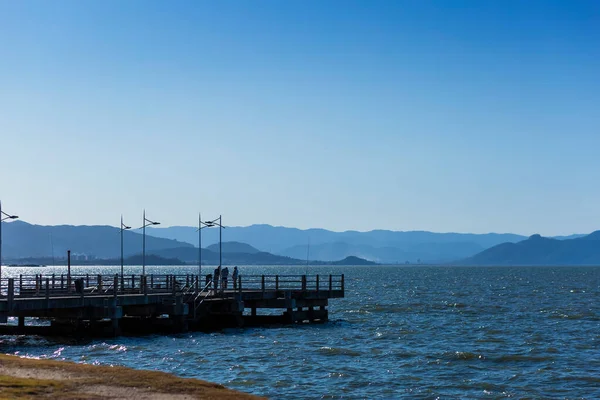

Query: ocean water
1 265 599 399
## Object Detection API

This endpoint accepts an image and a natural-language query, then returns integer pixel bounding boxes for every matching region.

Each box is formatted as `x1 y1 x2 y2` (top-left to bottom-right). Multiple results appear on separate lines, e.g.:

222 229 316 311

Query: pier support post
285 290 294 323
7 279 14 312
18 315 24 329
111 317 120 336
67 250 71 292
45 278 50 307
110 300 122 337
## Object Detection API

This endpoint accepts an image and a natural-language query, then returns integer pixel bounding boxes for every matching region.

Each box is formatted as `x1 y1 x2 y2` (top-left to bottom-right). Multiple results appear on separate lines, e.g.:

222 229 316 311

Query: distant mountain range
3 220 596 266
461 231 600 265
0 221 374 265
147 224 529 263
1 220 193 259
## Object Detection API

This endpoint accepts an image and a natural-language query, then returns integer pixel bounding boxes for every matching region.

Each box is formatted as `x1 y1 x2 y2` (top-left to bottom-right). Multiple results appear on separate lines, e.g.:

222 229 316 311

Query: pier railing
0 273 344 299
0 274 202 297
239 274 344 293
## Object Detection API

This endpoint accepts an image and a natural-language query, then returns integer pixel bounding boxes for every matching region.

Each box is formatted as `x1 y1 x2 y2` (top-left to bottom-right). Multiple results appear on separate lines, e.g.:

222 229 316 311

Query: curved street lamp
0 201 19 289
141 210 160 275
204 215 225 268
196 213 215 279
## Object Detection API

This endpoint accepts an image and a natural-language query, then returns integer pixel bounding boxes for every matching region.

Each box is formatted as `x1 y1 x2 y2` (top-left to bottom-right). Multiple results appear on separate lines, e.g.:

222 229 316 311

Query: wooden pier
0 273 344 336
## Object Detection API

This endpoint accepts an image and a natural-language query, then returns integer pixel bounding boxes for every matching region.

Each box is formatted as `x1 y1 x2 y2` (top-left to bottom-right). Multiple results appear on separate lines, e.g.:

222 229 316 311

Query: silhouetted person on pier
222 267 229 290
213 266 221 295
232 266 239 290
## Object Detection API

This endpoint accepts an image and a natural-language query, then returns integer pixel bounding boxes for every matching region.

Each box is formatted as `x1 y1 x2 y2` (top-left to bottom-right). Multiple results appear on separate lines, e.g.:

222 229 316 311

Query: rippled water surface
2 265 599 399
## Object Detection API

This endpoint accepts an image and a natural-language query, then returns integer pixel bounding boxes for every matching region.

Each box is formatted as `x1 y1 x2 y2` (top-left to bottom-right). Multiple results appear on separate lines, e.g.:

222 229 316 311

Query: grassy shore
0 354 264 399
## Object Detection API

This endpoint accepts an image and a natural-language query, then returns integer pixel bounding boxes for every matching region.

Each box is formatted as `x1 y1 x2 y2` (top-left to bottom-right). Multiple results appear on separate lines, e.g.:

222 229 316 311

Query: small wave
549 312 591 320
393 351 418 359
108 344 127 352
363 305 414 313
453 351 483 360
444 302 467 308
345 309 372 315
317 347 362 357
494 354 554 363
562 376 600 383
440 351 484 361
475 337 506 344
229 379 260 386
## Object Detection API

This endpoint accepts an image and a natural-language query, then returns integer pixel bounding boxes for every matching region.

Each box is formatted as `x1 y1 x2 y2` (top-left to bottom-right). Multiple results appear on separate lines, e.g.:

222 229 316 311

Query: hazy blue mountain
146 224 527 262
1 220 193 260
461 231 600 265
5 220 590 265
147 224 526 251
150 245 302 265
206 241 260 254
331 256 377 265
150 245 374 266
552 234 587 240
280 241 484 263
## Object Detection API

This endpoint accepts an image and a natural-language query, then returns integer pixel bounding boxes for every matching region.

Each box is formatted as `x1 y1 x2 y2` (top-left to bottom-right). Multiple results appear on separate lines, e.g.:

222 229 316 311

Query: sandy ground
0 354 264 399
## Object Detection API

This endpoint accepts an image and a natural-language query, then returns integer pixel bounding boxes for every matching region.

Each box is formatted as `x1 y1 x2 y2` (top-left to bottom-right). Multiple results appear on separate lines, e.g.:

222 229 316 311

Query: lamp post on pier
141 210 160 276
120 215 131 283
204 215 225 268
196 213 214 279
0 201 19 288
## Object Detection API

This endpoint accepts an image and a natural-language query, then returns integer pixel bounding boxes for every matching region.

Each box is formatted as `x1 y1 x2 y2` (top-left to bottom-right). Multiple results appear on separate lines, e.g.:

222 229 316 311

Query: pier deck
0 273 344 336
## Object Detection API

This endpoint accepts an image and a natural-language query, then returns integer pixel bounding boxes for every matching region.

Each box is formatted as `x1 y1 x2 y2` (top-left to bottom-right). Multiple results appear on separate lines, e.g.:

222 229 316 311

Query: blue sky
1 1 599 235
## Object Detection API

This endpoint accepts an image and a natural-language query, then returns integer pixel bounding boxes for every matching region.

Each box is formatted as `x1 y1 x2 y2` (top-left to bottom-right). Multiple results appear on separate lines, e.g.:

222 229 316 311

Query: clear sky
1 1 599 236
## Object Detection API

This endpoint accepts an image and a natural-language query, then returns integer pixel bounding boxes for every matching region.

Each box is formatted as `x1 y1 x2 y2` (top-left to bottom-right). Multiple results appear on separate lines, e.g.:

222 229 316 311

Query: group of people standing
210 265 238 294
